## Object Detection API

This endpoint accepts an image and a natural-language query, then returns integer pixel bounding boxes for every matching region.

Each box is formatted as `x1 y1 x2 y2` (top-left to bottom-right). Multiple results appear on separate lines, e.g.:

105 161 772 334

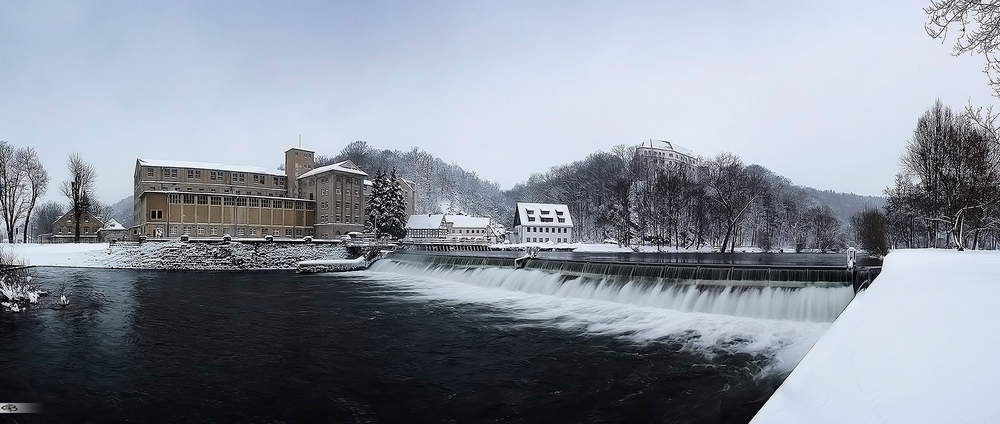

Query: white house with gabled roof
512 202 573 244
405 214 449 240
445 214 492 241
98 218 127 242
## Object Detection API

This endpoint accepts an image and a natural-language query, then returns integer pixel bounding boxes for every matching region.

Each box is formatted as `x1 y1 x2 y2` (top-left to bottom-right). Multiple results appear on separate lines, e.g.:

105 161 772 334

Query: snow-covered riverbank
753 249 1000 423
3 242 347 270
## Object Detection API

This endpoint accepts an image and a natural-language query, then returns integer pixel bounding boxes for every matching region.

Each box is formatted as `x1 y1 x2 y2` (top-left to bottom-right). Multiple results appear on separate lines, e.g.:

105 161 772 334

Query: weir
389 252 857 288
376 252 859 322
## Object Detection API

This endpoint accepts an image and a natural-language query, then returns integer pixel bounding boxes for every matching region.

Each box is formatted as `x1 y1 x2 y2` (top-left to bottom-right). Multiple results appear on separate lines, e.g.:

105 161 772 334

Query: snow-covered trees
365 169 408 239
0 142 49 243
807 205 842 252
707 153 768 253
321 141 869 250
60 153 97 243
320 142 510 222
886 100 1000 250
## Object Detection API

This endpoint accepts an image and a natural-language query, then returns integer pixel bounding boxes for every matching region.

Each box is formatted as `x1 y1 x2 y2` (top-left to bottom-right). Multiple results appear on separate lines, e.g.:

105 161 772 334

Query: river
0 265 836 423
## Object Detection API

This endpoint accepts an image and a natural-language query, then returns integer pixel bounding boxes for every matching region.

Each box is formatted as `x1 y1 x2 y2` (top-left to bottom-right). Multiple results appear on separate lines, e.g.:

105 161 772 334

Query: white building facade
635 139 696 175
512 202 573 244
444 215 492 241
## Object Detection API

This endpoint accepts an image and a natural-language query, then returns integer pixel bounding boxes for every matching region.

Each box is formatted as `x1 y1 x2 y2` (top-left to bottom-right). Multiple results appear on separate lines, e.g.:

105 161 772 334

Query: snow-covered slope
753 249 1000 424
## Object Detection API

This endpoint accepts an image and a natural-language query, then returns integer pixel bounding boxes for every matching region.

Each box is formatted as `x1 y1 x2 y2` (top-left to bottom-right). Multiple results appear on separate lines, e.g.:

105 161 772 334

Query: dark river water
0 266 830 423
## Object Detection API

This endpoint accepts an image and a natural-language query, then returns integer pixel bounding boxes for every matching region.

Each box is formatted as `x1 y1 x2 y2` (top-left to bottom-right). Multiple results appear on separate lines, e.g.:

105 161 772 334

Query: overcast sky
0 1 995 205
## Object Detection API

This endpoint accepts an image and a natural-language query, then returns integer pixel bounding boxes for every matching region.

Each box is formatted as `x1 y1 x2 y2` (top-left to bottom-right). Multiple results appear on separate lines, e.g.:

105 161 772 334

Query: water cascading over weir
371 253 864 322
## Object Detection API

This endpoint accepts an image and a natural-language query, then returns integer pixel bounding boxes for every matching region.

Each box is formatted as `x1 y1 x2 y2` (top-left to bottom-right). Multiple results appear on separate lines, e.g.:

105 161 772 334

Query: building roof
137 159 285 177
298 160 368 179
102 218 126 230
54 209 105 228
406 214 447 230
637 139 694 157
514 202 574 227
445 215 491 228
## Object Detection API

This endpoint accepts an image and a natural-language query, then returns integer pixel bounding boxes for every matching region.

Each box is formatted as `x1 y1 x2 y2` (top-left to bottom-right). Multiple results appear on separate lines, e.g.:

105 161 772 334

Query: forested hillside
320 141 883 250
318 141 512 221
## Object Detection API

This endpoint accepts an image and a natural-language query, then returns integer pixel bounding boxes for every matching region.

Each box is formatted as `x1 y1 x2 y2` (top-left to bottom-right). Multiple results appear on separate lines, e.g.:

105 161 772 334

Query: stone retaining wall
104 241 347 270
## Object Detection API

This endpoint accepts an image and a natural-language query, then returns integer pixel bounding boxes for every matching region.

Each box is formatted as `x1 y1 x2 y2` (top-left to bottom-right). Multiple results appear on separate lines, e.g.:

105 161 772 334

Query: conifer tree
365 169 387 237
383 168 408 239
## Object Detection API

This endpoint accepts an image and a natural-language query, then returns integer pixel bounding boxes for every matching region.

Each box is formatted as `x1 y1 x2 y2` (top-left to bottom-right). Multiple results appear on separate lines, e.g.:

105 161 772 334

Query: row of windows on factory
150 184 286 197
318 187 359 197
166 194 312 210
167 226 313 237
318 214 361 224
319 201 359 211
147 167 286 187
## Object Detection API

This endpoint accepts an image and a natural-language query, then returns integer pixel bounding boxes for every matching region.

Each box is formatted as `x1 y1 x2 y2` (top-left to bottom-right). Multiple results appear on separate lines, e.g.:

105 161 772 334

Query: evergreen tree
365 169 409 239
383 168 408 239
365 169 387 237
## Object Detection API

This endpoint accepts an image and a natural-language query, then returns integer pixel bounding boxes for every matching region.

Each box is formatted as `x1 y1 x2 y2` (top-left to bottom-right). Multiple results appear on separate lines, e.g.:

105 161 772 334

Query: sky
0 0 996 205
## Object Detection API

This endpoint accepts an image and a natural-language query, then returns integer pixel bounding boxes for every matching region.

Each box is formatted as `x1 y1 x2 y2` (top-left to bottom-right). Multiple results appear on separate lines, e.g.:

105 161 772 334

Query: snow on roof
637 139 694 157
364 178 412 188
515 202 573 227
138 159 285 177
445 215 491 228
102 218 125 230
54 209 105 227
406 214 446 230
298 160 367 179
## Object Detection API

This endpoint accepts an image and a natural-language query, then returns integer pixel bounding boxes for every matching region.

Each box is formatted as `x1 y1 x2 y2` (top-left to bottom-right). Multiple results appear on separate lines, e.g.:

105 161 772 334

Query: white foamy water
370 260 853 322
365 260 846 373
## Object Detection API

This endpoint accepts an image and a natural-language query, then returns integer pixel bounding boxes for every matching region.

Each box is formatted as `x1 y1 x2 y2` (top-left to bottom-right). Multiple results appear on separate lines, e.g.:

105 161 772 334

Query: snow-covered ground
752 249 1000 424
2 242 346 270
4 243 108 267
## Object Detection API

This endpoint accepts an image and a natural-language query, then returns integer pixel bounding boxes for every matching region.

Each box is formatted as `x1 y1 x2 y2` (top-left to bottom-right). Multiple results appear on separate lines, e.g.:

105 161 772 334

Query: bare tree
30 201 65 240
852 207 891 258
808 205 842 252
0 141 29 243
19 147 48 243
892 101 1000 250
926 0 1000 96
707 153 767 253
60 153 97 243
88 199 116 225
